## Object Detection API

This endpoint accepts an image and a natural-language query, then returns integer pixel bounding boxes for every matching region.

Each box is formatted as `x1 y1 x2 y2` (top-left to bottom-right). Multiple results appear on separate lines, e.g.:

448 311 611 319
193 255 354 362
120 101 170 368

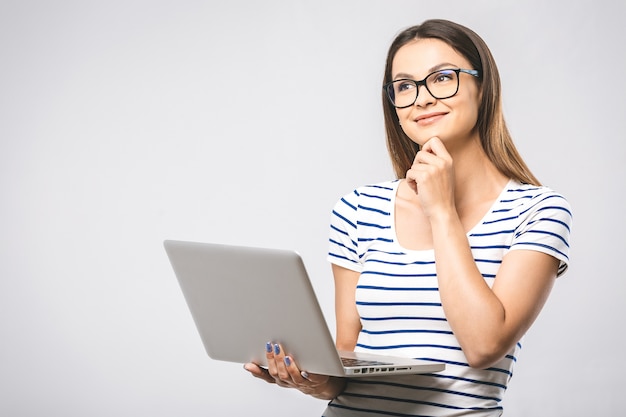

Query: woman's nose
414 84 436 107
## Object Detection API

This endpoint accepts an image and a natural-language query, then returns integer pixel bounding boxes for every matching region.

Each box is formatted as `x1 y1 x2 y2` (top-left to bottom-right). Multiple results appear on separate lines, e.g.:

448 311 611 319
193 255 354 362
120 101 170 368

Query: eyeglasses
383 68 480 108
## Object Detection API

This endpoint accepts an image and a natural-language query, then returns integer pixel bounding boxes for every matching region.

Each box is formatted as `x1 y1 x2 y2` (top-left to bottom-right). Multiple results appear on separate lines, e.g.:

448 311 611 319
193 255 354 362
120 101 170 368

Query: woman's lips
415 112 446 126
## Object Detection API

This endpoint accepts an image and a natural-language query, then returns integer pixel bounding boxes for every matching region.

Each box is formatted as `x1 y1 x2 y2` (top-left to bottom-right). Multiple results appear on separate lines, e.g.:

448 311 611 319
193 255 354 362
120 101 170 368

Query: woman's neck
447 136 509 209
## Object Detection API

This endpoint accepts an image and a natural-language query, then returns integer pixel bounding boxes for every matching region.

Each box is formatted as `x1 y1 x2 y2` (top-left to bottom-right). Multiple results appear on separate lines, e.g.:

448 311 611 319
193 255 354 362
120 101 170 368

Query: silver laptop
164 240 445 377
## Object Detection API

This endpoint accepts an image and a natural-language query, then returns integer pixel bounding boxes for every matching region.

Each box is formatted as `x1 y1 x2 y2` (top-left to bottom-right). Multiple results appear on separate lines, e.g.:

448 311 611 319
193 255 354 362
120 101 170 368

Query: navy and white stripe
323 179 572 417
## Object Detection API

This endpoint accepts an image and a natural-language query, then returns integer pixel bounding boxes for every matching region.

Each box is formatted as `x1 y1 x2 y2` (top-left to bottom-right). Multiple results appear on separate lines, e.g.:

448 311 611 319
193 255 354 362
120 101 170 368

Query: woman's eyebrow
392 62 459 80
429 62 458 73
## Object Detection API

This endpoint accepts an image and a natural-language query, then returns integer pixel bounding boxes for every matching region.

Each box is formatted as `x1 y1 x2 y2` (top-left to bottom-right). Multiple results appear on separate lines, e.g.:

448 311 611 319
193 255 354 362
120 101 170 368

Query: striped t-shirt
324 179 572 416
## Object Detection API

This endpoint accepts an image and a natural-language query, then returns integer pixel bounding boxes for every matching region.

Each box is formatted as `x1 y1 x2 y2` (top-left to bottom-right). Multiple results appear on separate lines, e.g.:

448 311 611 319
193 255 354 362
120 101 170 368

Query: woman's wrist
310 376 347 400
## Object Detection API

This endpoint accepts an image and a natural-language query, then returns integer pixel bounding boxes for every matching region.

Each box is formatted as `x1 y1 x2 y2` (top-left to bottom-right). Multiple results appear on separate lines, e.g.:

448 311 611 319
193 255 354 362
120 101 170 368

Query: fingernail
284 356 291 366
274 343 280 355
301 371 309 380
265 342 272 353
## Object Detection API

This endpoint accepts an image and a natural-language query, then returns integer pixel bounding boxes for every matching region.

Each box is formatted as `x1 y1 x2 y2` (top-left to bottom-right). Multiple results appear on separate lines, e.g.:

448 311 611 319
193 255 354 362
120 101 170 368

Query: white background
1 0 624 415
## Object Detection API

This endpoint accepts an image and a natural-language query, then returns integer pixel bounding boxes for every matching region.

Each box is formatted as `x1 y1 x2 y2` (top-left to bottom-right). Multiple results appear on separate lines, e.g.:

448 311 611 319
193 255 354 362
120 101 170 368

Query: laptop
163 240 445 377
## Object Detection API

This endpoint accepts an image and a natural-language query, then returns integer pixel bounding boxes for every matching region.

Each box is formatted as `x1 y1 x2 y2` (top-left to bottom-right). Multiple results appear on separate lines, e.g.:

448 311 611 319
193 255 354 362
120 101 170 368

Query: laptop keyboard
341 357 393 367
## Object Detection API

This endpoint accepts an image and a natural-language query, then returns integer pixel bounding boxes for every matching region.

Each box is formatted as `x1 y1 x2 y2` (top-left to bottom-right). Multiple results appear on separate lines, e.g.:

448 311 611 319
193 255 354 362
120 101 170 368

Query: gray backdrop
1 0 624 415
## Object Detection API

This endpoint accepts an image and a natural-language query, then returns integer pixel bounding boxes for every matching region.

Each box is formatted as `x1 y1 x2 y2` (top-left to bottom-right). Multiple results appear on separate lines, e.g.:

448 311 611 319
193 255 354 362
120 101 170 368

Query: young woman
244 19 572 416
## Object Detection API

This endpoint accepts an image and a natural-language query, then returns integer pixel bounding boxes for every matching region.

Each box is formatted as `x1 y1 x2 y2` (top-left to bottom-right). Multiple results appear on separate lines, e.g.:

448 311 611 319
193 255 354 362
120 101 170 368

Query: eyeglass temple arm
460 69 480 77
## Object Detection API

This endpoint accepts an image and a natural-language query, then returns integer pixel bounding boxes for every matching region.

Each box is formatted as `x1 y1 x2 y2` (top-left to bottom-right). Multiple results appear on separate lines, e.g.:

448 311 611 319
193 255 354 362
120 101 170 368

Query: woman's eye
396 81 415 93
432 71 454 83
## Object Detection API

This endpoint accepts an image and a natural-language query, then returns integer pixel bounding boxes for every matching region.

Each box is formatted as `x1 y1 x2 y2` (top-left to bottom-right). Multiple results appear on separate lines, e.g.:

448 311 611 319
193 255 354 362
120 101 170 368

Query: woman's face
391 38 481 148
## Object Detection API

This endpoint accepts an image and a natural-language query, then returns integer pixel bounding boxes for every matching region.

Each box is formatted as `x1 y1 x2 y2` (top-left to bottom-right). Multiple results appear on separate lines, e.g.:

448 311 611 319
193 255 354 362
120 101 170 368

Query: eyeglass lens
387 69 459 108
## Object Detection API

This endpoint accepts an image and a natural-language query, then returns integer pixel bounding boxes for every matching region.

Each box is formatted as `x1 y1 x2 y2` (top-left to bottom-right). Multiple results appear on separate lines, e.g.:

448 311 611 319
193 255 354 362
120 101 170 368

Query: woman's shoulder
503 180 572 214
332 179 400 214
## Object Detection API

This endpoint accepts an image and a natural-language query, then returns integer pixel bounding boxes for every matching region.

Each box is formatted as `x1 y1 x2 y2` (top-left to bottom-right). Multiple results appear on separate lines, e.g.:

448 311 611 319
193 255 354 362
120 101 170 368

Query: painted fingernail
284 356 291 366
301 371 310 380
265 342 272 353
274 343 280 355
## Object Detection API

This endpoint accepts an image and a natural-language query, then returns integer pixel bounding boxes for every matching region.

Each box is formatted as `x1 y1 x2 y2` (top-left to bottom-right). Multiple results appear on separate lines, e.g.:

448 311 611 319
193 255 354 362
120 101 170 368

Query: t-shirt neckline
389 178 516 254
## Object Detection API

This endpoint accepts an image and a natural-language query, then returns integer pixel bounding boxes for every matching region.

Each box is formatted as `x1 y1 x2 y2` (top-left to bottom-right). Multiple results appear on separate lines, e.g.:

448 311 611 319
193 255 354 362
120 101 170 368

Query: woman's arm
332 263 362 351
430 211 558 368
408 137 561 368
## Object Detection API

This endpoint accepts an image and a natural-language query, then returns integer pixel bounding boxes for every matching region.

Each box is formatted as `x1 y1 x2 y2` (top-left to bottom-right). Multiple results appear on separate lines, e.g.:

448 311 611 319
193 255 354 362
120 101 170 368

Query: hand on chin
411 132 443 148
403 123 444 147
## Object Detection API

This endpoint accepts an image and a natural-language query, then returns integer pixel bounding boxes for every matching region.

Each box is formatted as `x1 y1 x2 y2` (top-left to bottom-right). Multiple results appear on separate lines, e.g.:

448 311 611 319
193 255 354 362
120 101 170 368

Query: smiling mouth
416 113 446 125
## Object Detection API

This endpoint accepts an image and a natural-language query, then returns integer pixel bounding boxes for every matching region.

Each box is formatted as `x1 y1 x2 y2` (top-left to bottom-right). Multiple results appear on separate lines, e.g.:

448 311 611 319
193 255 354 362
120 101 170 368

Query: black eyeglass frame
383 68 481 109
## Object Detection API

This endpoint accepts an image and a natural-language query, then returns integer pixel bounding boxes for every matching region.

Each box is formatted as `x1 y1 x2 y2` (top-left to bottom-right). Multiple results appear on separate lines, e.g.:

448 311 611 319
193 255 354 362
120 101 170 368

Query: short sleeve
509 191 573 277
327 189 363 272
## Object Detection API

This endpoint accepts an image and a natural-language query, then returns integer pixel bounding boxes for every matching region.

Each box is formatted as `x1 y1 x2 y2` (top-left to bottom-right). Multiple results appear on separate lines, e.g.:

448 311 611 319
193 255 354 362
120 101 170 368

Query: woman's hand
243 342 346 400
405 137 456 219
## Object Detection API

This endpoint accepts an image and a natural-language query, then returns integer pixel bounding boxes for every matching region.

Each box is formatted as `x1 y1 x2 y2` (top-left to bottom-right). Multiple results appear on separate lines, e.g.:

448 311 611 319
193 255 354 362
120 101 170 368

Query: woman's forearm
429 211 508 366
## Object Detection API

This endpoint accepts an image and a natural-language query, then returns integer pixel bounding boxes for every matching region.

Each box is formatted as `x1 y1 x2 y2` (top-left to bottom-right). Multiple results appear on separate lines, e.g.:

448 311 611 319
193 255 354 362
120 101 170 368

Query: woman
244 19 572 416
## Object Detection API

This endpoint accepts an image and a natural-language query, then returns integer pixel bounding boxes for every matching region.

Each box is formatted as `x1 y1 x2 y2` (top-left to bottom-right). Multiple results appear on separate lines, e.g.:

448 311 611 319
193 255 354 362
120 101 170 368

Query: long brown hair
382 19 540 185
